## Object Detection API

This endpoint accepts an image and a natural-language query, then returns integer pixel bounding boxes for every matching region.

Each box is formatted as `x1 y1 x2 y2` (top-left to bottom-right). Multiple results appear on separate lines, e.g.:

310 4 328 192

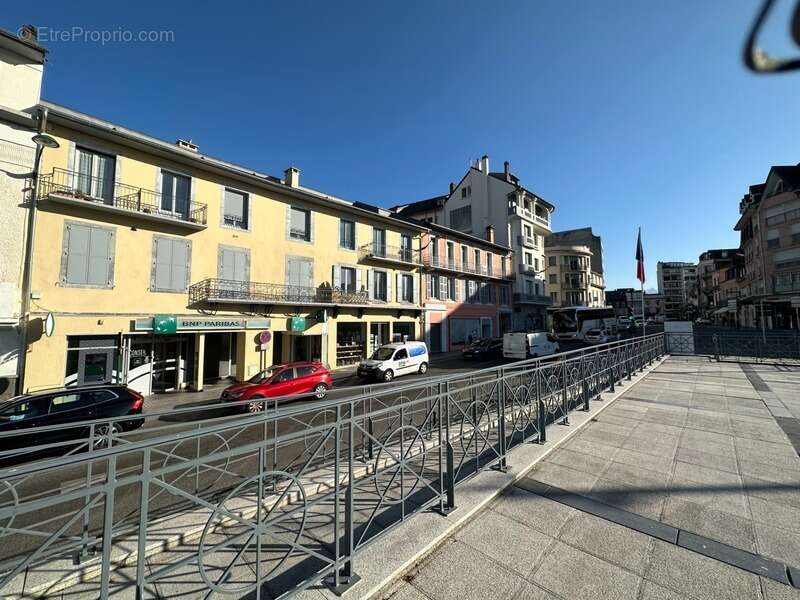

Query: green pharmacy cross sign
154 314 178 335
290 316 306 332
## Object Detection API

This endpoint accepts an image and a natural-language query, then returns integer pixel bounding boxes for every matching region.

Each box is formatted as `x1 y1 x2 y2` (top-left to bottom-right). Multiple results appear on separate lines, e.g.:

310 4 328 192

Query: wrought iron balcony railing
513 292 553 305
38 168 208 228
188 278 371 306
359 243 420 265
422 255 511 279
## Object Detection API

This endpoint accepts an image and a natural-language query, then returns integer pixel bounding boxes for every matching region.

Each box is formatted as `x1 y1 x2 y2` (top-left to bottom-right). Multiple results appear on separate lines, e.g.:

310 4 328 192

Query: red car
220 362 333 412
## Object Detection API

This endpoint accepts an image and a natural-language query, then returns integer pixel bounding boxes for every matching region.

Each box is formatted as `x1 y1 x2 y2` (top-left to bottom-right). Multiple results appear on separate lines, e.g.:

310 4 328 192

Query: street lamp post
16 127 60 394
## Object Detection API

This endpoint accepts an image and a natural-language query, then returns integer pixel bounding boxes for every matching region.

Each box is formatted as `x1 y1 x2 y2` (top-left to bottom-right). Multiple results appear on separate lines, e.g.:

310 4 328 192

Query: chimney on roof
284 166 300 188
449 182 456 194
481 155 489 174
19 24 38 43
504 161 511 181
486 225 495 244
176 139 199 153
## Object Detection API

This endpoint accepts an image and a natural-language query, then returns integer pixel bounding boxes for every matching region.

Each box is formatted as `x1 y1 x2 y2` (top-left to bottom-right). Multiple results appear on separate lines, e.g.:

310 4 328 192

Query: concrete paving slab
645 539 762 600
612 447 674 475
661 497 757 552
560 436 619 460
530 540 641 600
754 521 800 566
748 496 800 533
674 446 739 474
639 581 694 600
668 473 750 519
490 488 578 538
760 576 800 599
511 582 561 600
673 461 743 488
557 511 653 575
546 447 612 477
455 509 552 577
601 460 672 491
408 540 525 600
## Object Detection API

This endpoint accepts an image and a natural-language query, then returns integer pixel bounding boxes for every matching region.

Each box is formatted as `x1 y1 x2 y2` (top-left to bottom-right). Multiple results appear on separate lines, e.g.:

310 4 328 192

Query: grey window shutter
386 272 392 302
309 211 315 243
333 265 341 289
170 240 189 291
355 268 362 292
154 238 172 290
285 206 292 240
234 250 247 281
65 224 90 284
86 226 111 286
439 276 447 300
303 260 313 287
396 273 401 302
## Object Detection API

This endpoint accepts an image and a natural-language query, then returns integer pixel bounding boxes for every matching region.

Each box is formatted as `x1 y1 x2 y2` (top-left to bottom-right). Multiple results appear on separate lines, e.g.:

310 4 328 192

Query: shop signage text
135 316 271 333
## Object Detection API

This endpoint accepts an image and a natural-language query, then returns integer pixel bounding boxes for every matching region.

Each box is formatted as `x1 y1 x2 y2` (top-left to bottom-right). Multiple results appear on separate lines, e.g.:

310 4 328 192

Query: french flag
636 228 645 284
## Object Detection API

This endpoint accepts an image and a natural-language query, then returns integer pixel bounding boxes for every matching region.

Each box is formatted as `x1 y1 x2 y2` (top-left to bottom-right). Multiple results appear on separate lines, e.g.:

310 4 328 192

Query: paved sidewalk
382 356 800 600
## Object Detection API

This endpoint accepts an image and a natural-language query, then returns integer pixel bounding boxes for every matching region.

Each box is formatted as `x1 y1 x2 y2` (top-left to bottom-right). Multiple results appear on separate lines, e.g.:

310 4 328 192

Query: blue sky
4 1 800 290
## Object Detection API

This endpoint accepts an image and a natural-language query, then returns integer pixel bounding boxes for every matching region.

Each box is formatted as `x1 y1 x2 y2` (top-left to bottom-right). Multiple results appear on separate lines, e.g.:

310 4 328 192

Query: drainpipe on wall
16 107 48 395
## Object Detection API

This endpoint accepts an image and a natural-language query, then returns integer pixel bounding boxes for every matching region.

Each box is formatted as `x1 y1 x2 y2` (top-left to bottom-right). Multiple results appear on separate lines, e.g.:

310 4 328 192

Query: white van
356 341 429 382
503 332 560 360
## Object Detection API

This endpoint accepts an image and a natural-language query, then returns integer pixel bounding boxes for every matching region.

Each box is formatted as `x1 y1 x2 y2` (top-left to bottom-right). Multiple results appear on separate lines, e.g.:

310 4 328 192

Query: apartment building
544 228 605 308
415 222 514 352
395 156 555 330
0 29 45 399
12 96 428 395
734 167 800 329
657 262 698 319
696 248 742 320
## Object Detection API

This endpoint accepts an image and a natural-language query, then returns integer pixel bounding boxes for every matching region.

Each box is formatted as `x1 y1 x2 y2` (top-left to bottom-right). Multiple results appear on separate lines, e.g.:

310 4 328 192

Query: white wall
0 40 44 396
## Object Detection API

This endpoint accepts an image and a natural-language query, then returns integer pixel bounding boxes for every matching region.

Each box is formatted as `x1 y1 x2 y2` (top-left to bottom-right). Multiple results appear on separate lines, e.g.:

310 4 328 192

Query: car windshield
371 347 395 361
248 367 280 383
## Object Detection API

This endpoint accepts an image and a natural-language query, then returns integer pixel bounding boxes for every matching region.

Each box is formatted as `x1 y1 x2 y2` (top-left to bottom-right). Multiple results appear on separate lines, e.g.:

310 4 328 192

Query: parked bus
548 306 617 341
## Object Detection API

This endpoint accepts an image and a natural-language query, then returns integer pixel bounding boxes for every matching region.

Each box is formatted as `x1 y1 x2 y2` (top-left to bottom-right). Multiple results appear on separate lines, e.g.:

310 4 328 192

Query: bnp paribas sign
135 315 270 334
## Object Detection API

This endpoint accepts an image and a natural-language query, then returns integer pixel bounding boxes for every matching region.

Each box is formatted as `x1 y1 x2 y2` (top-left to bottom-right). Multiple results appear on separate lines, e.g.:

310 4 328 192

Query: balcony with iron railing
38 168 207 230
188 278 375 307
513 292 553 305
422 255 512 279
517 235 538 249
358 243 420 267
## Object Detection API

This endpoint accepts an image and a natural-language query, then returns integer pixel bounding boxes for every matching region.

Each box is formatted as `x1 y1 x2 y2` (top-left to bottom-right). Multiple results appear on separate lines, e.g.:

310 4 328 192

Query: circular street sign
259 330 272 344
44 312 55 337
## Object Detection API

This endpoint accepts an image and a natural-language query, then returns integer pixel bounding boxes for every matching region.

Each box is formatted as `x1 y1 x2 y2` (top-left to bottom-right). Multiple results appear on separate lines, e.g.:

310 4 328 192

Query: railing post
136 448 150 600
561 359 570 425
496 369 508 472
713 334 720 362
443 380 456 513
581 354 590 411
99 455 117 600
537 365 546 443
626 346 632 381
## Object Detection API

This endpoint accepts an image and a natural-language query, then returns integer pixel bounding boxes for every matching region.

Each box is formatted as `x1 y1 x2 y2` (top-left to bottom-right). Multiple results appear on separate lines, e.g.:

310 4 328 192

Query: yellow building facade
22 102 423 396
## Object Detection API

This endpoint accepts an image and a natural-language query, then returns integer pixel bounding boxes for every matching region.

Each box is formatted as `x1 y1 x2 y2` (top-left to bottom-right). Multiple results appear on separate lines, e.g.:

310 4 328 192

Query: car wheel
313 383 328 399
93 422 122 449
247 396 265 413
382 369 394 382
418 362 428 374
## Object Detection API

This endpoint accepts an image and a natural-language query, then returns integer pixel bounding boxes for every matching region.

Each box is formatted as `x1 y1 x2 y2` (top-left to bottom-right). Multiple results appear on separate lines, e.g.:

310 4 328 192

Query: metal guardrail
39 168 208 226
0 334 665 599
666 330 800 362
358 243 420 265
188 278 371 306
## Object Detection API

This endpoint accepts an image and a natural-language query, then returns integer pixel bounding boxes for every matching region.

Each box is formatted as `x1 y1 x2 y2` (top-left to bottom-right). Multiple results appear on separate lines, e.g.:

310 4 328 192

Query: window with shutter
286 257 313 288
223 188 249 229
289 207 311 241
61 222 115 288
151 236 191 292
218 246 249 282
339 220 356 249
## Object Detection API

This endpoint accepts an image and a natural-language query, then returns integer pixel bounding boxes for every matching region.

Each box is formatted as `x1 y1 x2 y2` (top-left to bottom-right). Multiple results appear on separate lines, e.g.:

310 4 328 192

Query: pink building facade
420 225 514 352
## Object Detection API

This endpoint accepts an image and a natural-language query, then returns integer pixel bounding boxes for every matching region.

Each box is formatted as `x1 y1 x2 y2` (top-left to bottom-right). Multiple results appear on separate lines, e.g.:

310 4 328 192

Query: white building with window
393 155 555 331
0 29 45 399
